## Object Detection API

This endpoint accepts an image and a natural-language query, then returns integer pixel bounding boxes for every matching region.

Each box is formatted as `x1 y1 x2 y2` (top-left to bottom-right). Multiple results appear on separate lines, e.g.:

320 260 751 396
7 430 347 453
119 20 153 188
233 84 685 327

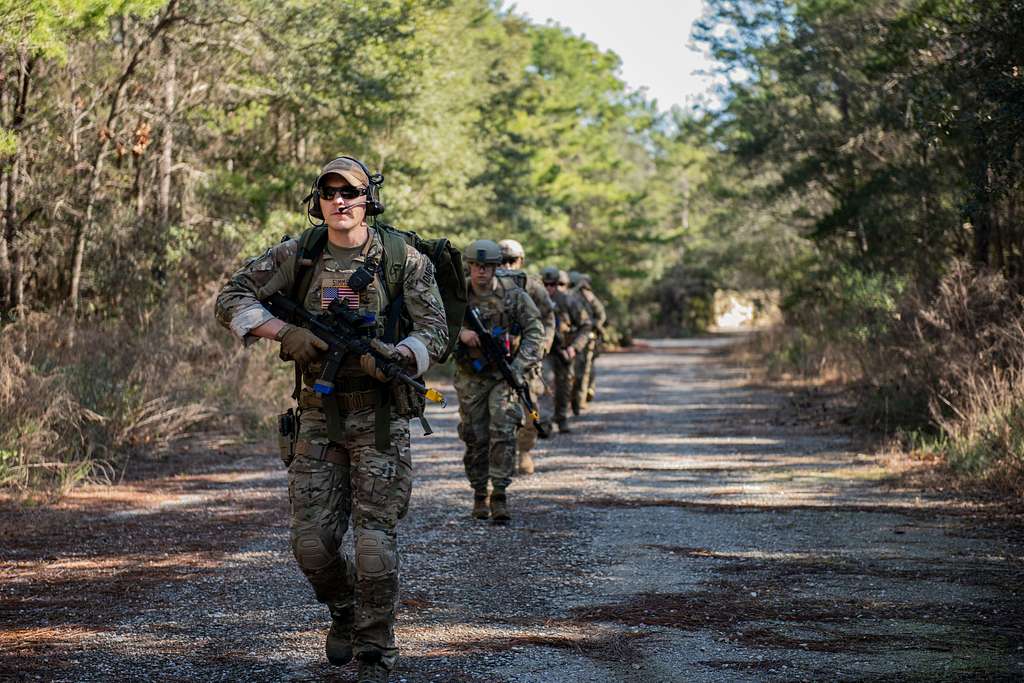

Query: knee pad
292 529 338 572
355 529 396 581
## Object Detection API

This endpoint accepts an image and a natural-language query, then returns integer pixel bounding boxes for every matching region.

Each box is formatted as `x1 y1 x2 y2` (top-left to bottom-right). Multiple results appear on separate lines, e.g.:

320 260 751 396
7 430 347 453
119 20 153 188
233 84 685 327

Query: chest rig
460 275 524 372
288 227 413 451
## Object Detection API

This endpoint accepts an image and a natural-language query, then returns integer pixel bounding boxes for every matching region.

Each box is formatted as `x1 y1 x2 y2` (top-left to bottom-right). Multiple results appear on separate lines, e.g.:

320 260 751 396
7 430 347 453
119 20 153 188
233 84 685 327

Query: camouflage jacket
214 227 448 377
576 286 607 337
458 276 545 375
550 289 593 354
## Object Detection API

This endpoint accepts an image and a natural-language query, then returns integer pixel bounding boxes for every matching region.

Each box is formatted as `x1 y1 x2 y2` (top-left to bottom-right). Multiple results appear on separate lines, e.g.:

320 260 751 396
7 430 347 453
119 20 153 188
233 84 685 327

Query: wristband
274 323 294 342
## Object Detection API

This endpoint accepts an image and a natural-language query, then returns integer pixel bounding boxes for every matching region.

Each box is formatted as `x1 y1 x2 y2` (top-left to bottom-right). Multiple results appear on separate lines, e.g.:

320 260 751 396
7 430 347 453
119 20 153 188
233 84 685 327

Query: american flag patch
321 278 358 310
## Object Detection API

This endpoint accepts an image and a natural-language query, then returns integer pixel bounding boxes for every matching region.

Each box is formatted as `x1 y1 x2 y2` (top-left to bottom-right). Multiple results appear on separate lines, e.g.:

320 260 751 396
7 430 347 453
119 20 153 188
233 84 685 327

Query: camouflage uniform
572 284 607 411
497 269 555 459
455 275 544 497
548 288 592 426
215 227 447 672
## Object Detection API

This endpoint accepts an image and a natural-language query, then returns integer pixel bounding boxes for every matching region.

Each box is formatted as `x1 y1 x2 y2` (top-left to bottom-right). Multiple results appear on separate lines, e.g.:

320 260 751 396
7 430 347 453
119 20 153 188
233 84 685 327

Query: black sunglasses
319 185 366 201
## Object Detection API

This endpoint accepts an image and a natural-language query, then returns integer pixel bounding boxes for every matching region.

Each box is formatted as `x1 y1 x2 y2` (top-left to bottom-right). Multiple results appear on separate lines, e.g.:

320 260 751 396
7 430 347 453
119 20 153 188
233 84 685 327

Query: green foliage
0 127 15 158
693 0 1024 494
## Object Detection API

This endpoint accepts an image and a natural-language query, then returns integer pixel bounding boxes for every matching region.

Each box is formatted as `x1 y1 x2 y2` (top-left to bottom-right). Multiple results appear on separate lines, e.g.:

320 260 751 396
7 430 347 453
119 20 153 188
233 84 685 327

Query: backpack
289 223 467 362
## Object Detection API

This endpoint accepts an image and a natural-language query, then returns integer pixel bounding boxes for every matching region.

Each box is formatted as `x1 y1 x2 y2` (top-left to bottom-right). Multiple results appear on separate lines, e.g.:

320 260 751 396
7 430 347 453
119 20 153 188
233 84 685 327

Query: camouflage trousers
288 393 412 672
454 368 521 493
572 338 597 411
548 351 576 422
516 365 548 456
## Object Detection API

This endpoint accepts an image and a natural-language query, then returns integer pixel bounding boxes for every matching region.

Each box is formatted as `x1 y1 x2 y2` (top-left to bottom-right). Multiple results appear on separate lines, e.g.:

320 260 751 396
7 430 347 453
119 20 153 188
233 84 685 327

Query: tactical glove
510 358 531 383
278 324 328 364
360 340 415 382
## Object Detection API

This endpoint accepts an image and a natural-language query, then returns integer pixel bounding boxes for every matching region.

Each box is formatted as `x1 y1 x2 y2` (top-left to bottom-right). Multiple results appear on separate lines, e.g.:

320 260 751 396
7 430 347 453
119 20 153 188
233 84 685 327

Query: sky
508 0 717 112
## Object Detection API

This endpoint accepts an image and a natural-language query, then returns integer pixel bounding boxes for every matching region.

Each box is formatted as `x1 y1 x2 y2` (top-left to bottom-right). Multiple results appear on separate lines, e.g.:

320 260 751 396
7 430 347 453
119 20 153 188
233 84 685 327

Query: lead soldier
215 156 448 683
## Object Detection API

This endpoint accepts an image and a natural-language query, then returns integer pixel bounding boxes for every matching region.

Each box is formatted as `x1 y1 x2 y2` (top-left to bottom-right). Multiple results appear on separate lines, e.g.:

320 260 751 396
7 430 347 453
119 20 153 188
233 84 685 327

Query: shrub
0 300 290 499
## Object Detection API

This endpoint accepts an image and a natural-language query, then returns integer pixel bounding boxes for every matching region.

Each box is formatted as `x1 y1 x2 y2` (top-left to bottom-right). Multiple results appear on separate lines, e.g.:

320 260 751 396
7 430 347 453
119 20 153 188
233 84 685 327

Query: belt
299 388 379 411
294 440 347 465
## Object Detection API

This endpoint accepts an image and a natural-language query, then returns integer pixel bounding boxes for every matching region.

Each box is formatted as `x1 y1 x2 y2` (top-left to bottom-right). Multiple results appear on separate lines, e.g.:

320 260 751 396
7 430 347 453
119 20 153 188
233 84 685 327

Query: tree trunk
0 168 9 310
68 0 180 318
3 52 33 316
158 38 175 229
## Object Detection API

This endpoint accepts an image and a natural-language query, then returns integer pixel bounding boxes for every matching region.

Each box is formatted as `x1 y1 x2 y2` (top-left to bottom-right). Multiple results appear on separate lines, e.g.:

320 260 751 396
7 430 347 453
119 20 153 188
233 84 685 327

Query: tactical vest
286 223 467 449
459 274 527 368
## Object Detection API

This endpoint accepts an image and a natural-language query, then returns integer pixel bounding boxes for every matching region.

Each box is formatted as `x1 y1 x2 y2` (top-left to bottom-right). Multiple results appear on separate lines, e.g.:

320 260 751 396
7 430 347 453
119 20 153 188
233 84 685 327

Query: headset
304 155 385 224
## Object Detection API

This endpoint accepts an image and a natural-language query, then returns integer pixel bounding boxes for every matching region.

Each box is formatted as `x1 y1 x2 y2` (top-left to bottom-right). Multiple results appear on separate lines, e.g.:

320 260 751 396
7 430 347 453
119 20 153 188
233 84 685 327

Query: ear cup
339 156 385 216
306 182 325 222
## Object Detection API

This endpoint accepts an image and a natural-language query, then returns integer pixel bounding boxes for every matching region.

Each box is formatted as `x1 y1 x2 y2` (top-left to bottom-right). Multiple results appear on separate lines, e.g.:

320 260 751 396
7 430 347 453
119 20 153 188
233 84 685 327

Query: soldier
570 271 607 412
215 156 448 683
541 267 592 433
498 239 555 475
455 240 544 522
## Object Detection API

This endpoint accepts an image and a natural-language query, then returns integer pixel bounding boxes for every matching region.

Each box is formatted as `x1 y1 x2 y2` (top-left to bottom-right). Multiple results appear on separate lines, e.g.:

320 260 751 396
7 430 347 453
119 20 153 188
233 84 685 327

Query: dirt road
2 338 1022 681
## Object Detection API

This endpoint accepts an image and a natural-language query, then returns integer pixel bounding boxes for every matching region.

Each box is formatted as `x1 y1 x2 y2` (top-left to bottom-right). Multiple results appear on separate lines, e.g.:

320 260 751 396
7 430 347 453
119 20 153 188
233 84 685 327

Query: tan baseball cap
317 156 369 188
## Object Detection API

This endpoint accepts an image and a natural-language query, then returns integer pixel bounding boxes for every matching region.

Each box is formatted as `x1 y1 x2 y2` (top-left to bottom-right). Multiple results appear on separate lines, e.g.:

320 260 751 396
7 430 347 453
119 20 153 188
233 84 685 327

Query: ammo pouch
277 408 298 468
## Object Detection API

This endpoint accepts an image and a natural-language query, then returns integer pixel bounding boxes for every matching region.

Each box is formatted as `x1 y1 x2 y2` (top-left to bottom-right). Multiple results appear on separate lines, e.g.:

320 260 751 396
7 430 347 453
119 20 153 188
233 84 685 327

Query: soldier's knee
292 529 338 573
355 529 396 581
459 420 488 446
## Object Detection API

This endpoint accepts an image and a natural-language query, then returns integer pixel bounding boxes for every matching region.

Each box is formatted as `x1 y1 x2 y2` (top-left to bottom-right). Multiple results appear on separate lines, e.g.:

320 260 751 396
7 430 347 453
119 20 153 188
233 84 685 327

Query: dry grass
0 299 290 499
742 260 1024 498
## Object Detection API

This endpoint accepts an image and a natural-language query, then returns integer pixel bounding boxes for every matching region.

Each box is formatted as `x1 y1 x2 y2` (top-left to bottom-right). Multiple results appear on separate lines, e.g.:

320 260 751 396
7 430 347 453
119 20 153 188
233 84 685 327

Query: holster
277 408 298 468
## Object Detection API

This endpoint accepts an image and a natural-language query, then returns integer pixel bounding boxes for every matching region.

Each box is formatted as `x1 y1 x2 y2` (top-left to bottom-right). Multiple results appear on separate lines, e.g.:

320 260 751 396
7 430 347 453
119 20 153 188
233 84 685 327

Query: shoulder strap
290 225 328 305
376 225 409 304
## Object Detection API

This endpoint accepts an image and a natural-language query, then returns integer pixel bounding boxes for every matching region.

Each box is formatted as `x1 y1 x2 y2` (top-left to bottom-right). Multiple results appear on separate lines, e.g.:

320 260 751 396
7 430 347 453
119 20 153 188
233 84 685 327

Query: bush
0 300 290 499
764 258 1024 494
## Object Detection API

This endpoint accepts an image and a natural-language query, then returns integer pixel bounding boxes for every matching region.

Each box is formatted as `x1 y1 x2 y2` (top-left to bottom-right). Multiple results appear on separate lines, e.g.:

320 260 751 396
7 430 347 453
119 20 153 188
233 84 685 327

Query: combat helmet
570 271 592 289
540 266 561 285
463 239 503 265
498 239 525 262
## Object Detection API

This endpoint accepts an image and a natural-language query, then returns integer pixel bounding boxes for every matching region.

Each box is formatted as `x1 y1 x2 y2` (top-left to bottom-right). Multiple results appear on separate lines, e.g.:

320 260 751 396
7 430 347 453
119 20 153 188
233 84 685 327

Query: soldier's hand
278 324 328 364
564 346 577 360
459 329 480 348
360 341 414 382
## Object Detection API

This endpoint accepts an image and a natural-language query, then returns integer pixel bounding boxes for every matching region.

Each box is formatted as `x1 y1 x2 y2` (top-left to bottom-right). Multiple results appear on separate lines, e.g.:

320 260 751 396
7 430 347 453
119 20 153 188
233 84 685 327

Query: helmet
568 270 583 287
498 239 525 261
571 271 592 289
463 239 503 265
540 266 560 284
558 270 570 287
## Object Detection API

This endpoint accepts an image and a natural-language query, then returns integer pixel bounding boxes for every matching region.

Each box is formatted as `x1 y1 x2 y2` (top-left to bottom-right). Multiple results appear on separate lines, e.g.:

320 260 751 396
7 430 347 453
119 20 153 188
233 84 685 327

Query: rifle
464 306 550 439
264 293 445 434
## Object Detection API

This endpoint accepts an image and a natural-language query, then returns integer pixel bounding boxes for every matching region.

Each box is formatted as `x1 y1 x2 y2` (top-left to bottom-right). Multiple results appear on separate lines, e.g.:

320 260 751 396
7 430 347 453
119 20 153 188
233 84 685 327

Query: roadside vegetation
690 0 1024 495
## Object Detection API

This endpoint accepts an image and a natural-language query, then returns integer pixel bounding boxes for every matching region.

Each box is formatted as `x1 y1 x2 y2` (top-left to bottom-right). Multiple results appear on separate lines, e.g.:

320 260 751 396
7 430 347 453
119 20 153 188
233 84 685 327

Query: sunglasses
319 185 366 201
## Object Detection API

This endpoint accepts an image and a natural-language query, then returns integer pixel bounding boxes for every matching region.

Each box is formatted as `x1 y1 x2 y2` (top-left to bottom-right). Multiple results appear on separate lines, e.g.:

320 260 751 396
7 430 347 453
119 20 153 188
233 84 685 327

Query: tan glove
360 341 415 382
278 324 328 364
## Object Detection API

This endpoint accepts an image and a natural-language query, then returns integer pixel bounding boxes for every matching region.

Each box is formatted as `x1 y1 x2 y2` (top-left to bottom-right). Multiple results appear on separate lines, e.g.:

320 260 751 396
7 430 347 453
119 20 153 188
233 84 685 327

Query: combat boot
472 492 489 519
357 652 390 683
557 418 572 434
490 491 510 524
517 451 535 475
325 609 353 666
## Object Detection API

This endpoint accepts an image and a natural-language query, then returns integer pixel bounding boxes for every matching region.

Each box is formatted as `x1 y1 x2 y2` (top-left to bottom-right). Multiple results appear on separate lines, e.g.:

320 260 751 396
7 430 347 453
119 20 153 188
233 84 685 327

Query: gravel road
2 337 1022 682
